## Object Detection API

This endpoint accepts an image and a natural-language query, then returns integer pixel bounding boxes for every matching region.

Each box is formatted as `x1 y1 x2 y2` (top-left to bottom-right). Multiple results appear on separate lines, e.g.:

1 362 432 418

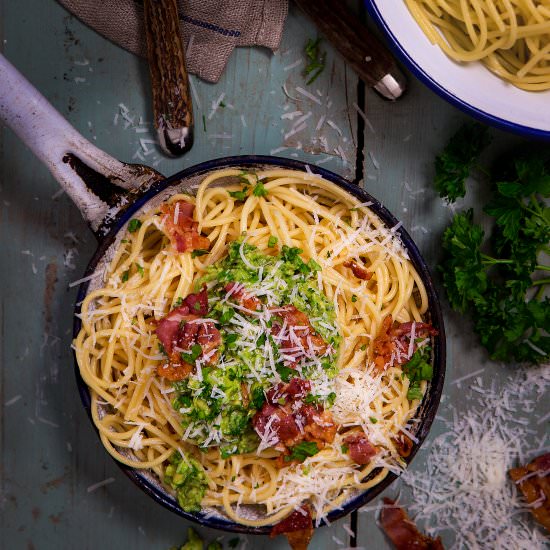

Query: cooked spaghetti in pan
74 169 437 540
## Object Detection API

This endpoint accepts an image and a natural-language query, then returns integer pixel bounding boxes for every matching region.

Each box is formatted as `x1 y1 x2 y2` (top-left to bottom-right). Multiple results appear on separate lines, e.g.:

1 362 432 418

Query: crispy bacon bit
344 259 373 280
270 504 314 550
509 452 550 531
161 200 210 253
373 314 394 371
253 378 337 452
224 282 262 311
380 498 444 549
344 433 377 465
155 288 220 381
271 305 329 365
393 434 414 458
372 315 438 371
155 288 209 354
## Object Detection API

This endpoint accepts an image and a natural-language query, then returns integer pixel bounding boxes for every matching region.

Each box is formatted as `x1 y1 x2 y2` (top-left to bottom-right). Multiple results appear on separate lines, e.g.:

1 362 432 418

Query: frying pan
0 54 445 535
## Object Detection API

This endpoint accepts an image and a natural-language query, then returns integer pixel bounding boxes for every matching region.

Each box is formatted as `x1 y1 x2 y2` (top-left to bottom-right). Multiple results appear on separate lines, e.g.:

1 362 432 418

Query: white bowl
365 1 550 139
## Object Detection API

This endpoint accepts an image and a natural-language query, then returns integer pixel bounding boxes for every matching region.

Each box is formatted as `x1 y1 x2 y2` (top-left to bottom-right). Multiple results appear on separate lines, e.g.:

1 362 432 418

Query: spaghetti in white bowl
74 168 440 539
365 1 550 138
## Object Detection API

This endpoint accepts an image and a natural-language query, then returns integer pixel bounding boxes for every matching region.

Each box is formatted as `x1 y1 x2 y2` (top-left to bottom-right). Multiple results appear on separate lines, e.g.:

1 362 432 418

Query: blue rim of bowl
73 155 446 534
364 1 550 141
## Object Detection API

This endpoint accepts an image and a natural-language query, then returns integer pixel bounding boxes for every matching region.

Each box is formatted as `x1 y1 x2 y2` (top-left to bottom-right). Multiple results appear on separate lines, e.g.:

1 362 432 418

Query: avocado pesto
169 241 341 460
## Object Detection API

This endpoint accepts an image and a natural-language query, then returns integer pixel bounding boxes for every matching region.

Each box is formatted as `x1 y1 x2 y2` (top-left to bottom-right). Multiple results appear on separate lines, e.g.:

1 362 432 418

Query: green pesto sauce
171 240 341 459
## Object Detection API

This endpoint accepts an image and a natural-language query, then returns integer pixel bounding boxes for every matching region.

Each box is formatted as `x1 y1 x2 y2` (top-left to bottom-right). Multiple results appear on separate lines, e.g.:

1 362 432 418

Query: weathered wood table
1 1 546 549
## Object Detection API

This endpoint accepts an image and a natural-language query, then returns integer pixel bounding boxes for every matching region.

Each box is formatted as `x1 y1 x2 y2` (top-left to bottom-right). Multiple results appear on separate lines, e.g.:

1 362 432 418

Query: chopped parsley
191 249 209 259
285 441 320 462
228 186 249 201
252 181 268 197
304 37 326 85
402 347 433 401
121 270 129 283
127 218 142 233
180 344 203 364
268 235 278 248
136 263 144 277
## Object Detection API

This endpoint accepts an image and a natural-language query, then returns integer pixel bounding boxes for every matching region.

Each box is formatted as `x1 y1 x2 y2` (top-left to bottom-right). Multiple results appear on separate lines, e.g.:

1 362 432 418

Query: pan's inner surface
77 160 445 532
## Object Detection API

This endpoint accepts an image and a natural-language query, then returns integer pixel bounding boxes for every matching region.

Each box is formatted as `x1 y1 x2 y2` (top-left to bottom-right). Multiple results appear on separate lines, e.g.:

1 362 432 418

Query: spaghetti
405 0 550 91
74 169 436 529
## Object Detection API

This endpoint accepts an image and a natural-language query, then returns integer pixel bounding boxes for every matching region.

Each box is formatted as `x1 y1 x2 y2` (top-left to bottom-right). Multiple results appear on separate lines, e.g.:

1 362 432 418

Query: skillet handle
0 54 163 237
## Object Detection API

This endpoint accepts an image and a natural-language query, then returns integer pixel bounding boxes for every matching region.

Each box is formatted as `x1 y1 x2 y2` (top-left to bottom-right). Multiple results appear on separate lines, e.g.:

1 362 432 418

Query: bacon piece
155 288 209 354
344 433 377 465
155 288 220 381
224 282 262 312
270 504 314 550
271 305 329 365
344 259 373 280
161 200 210 253
253 378 337 451
372 315 437 371
394 434 414 458
373 314 394 371
509 452 550 531
380 498 444 549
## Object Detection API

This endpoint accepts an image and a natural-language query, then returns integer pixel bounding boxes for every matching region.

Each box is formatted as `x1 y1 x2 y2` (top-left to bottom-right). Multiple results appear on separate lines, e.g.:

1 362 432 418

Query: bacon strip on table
372 315 438 371
509 452 550 531
271 305 331 365
380 498 444 549
343 432 377 465
270 504 314 550
160 200 210 253
344 259 373 280
155 287 220 381
253 378 337 453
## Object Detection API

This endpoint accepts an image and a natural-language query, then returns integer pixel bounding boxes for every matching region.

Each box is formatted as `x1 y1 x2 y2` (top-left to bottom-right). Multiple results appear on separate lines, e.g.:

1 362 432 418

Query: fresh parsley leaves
252 181 268 197
191 249 209 259
434 122 490 202
268 235 278 248
304 37 326 85
228 186 249 201
440 143 550 365
285 441 320 462
128 218 142 233
180 344 202 364
402 348 433 401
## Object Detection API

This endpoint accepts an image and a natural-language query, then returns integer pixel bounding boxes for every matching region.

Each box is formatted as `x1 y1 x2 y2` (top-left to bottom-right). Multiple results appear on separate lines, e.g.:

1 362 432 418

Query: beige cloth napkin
58 0 288 82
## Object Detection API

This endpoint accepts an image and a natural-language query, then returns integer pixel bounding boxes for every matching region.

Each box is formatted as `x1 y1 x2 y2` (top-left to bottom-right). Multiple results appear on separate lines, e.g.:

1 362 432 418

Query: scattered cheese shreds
398 365 550 549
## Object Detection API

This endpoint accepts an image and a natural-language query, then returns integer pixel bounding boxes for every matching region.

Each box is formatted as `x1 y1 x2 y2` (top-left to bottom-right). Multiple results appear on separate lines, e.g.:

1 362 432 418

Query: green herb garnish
191 249 209 258
440 144 550 365
268 235 278 248
285 441 320 463
434 122 490 202
128 219 142 233
121 270 129 282
180 343 203 364
304 37 326 85
136 263 144 277
351 294 358 302
252 181 268 197
228 186 249 201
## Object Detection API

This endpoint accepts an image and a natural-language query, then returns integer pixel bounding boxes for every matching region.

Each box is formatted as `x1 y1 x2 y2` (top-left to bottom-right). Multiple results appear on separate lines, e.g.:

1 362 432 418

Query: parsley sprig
440 141 550 365
434 122 490 202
